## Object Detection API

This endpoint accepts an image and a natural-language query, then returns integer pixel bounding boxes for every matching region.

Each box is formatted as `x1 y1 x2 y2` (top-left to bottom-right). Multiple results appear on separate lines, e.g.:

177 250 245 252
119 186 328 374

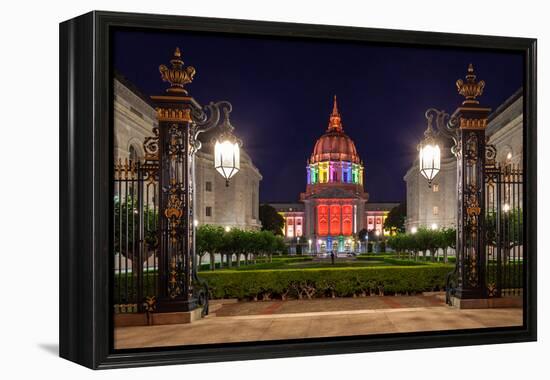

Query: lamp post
308 239 312 255
151 47 242 313
417 64 492 304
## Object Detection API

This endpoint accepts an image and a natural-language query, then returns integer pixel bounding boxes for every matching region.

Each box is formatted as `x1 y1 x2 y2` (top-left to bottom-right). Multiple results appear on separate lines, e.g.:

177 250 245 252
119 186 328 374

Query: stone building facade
404 88 523 232
114 74 262 231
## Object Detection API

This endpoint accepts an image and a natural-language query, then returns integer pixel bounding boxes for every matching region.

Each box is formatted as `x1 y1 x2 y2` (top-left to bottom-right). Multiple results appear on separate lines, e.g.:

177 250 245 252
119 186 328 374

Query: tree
274 235 287 254
358 228 368 241
218 228 238 268
440 227 456 263
411 227 446 261
387 233 402 257
383 203 407 233
259 204 285 235
196 224 224 269
402 232 422 260
114 196 158 263
259 230 276 262
357 228 368 253
228 228 252 267
486 208 523 263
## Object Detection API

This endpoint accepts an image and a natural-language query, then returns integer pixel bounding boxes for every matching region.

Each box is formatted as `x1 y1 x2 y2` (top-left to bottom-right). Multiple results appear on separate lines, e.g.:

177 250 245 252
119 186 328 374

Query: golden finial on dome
159 47 196 95
456 63 485 105
328 95 343 132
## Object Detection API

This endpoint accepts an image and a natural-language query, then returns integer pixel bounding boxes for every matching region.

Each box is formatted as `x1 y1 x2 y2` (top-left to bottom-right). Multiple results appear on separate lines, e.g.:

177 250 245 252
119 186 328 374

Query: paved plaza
115 294 523 349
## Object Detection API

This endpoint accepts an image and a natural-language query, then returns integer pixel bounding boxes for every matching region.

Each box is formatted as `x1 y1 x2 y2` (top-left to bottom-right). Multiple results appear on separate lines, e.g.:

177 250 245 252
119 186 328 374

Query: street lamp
213 105 242 187
411 226 418 234
418 113 441 186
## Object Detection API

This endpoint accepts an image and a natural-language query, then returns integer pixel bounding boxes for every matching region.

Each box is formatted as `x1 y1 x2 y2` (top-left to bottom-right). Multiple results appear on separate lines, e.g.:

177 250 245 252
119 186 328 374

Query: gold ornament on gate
159 47 196 95
456 63 485 105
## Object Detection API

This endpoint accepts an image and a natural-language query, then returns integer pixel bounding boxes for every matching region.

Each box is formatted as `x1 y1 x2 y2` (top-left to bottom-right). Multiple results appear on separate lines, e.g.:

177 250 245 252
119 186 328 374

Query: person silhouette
330 250 335 265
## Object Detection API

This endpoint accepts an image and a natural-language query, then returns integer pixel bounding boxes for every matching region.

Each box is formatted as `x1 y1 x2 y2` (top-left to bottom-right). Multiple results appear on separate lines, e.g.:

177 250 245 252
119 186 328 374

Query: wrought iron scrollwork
485 142 497 167
425 108 460 156
186 101 235 316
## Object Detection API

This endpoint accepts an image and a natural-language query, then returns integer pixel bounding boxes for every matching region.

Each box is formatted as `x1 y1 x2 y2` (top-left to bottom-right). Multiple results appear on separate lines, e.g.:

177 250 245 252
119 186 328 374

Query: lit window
432 184 439 192
433 206 439 216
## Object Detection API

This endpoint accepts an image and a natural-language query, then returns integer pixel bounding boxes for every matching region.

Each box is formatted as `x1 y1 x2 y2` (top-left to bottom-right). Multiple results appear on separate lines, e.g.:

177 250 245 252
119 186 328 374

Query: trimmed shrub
199 265 454 300
382 257 428 266
356 254 393 261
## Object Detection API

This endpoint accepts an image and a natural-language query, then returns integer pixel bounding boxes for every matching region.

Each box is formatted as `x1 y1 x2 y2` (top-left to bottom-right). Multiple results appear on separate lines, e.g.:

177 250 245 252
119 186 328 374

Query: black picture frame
59 10 537 369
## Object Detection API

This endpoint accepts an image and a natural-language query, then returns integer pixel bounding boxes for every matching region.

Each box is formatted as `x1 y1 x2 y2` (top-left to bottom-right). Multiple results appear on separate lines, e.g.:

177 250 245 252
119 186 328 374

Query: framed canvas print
59 11 537 369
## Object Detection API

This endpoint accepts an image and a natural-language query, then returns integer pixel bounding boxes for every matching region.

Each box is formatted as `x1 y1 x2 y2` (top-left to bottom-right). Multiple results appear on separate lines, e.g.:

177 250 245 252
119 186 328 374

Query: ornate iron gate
447 146 523 303
485 155 523 297
113 133 160 314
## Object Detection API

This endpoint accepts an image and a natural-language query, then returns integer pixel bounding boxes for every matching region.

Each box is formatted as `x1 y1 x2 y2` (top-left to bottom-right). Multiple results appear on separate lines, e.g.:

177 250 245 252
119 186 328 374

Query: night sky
113 29 523 203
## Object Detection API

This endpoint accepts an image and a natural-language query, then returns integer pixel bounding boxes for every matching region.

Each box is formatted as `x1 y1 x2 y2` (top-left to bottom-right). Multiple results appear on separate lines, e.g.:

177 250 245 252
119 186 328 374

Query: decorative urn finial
328 95 343 132
456 63 485 105
159 47 196 95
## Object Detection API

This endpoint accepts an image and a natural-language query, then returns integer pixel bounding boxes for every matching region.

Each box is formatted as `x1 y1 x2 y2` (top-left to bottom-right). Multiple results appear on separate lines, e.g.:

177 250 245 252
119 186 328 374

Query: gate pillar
150 48 200 312
453 64 492 301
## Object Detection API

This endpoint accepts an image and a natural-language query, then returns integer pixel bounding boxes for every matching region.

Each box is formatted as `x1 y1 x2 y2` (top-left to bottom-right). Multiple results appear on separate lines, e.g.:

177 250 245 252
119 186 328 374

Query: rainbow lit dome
306 96 364 186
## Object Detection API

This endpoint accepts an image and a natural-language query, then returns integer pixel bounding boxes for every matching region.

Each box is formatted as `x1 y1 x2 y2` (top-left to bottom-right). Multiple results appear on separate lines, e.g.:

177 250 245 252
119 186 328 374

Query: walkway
114 294 522 349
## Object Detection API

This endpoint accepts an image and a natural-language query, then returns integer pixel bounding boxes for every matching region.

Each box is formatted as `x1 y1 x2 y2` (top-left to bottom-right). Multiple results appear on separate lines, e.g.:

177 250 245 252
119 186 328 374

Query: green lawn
211 259 393 271
202 254 440 272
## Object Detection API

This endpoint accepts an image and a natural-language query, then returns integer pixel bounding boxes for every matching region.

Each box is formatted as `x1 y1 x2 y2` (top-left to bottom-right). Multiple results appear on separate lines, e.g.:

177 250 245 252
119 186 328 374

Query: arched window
129 144 138 162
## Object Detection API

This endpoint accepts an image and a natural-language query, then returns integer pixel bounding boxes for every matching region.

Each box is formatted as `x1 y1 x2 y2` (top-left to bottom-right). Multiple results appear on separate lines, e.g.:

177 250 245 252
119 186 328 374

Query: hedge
198 255 313 271
356 254 392 261
382 257 428 266
113 262 522 304
356 255 429 266
199 265 454 300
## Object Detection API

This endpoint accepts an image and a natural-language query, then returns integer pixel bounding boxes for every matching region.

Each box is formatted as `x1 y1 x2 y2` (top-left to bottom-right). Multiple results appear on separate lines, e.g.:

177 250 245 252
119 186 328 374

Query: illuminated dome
306 96 364 187
309 96 361 164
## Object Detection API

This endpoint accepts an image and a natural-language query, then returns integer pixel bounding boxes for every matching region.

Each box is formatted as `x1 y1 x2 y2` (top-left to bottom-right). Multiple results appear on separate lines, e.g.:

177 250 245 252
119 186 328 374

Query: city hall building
271 97 398 254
